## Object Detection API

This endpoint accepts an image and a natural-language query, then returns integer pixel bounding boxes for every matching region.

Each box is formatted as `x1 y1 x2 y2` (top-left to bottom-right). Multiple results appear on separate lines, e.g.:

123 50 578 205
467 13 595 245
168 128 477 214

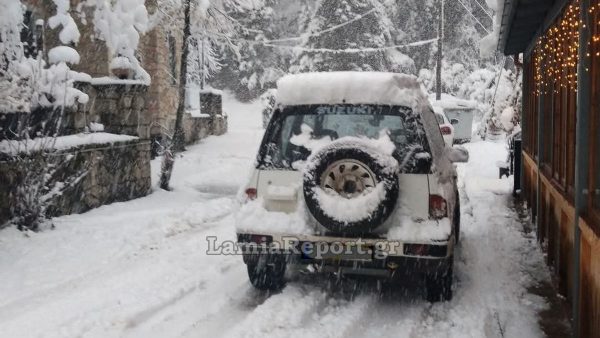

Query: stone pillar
199 92 222 117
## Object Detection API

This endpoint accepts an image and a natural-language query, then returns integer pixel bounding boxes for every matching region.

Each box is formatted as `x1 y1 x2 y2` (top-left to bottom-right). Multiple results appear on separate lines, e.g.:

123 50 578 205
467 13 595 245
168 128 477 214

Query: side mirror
450 118 459 125
447 145 469 163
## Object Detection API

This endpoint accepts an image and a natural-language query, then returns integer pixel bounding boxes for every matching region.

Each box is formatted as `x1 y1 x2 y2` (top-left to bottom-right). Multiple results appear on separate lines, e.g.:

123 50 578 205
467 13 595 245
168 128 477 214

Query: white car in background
237 72 469 302
433 106 457 147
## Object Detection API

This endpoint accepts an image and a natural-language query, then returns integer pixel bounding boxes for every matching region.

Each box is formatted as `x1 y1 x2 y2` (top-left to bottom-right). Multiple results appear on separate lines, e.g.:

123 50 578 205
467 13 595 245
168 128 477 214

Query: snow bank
276 72 428 109
314 183 387 224
0 132 138 155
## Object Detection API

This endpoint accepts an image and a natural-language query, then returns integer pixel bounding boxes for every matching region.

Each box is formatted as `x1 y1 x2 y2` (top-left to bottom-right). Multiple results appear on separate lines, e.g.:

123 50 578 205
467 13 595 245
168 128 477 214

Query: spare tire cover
303 138 399 234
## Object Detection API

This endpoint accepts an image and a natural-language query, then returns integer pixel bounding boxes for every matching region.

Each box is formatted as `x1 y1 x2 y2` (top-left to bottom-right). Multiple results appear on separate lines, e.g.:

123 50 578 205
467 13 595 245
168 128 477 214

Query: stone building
0 1 228 226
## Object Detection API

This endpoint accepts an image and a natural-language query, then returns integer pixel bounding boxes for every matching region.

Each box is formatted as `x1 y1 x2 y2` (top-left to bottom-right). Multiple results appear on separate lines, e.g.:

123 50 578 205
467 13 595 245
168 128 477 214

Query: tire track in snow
203 284 328 338
217 284 379 338
0 204 237 324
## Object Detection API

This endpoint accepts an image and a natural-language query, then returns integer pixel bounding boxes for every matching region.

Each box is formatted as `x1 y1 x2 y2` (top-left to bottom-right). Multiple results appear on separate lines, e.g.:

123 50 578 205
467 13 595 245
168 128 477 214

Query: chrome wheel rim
320 160 377 198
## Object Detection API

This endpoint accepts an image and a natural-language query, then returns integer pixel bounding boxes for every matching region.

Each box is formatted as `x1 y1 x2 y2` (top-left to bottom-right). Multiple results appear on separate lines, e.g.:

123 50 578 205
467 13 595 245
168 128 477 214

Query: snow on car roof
276 72 429 109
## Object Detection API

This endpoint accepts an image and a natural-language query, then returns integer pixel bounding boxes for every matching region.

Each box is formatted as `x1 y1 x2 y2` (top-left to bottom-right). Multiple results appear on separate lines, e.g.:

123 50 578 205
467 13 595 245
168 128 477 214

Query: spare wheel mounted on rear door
303 138 399 234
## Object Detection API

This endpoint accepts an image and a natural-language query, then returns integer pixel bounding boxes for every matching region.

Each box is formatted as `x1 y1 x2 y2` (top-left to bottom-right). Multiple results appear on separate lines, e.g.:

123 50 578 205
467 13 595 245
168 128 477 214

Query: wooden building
499 0 600 336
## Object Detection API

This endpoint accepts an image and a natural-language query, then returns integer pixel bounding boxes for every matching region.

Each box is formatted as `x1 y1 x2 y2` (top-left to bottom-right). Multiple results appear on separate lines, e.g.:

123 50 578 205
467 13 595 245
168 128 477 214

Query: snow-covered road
0 95 552 338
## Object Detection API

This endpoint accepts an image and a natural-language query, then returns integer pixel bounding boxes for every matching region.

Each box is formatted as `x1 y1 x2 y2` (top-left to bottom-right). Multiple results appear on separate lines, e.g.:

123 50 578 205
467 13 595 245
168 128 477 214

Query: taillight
429 194 447 219
248 234 272 244
245 188 257 200
440 126 452 135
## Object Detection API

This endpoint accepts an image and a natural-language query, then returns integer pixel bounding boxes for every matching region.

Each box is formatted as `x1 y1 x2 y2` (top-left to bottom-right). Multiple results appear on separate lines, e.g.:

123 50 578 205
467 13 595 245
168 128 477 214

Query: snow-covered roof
276 72 429 109
429 93 478 111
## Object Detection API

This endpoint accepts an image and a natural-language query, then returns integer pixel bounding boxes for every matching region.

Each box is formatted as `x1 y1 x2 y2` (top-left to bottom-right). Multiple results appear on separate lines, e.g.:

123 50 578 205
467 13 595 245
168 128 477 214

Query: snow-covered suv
236 72 468 302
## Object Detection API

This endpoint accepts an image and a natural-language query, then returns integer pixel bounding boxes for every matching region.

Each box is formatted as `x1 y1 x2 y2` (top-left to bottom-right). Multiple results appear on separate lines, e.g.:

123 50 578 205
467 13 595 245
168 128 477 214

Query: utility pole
201 34 206 90
171 0 191 153
436 0 444 101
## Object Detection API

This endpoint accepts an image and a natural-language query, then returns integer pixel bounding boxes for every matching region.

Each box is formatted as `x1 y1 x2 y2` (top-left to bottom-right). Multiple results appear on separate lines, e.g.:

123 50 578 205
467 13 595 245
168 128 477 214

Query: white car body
434 107 455 147
237 72 468 301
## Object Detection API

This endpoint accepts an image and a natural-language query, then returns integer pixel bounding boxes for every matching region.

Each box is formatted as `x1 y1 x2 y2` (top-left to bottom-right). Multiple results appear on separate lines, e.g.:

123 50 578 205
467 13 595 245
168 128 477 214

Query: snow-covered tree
418 61 470 97
457 62 522 137
384 0 438 72
294 0 415 74
0 0 31 113
210 0 287 100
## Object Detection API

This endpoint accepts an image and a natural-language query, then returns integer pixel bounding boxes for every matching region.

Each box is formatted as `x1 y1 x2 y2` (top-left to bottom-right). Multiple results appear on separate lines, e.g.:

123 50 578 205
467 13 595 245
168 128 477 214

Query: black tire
246 256 286 291
425 259 453 302
303 142 399 234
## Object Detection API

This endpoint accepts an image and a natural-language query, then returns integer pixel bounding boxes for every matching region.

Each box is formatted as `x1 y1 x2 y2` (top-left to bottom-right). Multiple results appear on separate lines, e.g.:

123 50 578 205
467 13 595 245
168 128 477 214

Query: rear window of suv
257 104 431 173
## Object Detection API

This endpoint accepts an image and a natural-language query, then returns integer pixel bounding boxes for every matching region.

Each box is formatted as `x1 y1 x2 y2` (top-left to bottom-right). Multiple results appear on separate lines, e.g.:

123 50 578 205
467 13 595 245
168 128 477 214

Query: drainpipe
573 0 591 336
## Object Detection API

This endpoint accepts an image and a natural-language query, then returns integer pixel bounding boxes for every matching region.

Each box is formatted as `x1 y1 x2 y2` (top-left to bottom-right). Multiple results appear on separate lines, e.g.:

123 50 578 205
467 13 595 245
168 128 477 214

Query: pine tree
212 0 285 100
385 0 437 71
294 0 414 74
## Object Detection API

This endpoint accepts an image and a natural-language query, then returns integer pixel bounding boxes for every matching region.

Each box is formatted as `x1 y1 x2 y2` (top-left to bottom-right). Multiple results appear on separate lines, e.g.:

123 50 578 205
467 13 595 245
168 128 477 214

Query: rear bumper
237 232 454 277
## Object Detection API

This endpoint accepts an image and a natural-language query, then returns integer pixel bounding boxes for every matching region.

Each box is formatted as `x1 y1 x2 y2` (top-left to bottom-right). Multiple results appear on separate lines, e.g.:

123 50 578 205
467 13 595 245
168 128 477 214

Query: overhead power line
471 0 493 19
455 0 491 33
205 6 438 55
260 37 439 54
218 8 378 45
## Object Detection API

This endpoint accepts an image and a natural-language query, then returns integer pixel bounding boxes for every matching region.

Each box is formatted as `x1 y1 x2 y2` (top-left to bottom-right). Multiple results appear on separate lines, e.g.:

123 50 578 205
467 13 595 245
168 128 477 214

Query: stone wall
76 82 150 138
22 0 184 142
0 138 151 226
182 92 228 144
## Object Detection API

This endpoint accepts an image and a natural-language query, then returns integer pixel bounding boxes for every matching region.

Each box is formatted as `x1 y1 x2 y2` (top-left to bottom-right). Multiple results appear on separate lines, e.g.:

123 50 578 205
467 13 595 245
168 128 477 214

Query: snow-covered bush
457 65 522 136
45 0 90 108
3 143 89 231
90 0 150 83
0 0 33 113
0 0 89 115
0 0 90 230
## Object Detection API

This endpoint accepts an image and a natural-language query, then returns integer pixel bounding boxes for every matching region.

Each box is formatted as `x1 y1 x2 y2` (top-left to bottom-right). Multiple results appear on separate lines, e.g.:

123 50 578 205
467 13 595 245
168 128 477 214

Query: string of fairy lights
532 0 600 96
533 1 580 96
